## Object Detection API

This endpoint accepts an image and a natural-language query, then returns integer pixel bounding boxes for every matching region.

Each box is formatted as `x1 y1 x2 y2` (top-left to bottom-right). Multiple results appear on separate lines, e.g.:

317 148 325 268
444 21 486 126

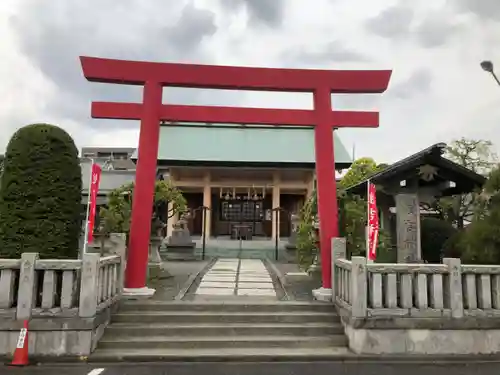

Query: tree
339 158 391 258
296 157 391 269
339 157 386 189
450 165 500 264
420 217 457 263
296 190 318 270
0 124 82 259
428 138 497 228
98 180 187 241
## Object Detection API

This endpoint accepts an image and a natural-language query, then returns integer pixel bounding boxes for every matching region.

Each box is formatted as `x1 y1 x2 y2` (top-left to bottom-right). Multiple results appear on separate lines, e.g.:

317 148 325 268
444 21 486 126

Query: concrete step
105 322 345 337
112 311 335 324
98 335 348 350
90 347 352 362
119 301 336 313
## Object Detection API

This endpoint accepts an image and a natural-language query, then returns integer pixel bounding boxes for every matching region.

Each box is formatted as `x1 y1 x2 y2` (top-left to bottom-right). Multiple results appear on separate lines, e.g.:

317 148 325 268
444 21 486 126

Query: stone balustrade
331 237 500 355
333 255 500 319
0 233 126 358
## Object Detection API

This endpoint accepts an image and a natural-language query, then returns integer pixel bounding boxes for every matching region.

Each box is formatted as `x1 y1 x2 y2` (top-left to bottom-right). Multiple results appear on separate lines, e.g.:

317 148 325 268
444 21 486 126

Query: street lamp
480 60 500 86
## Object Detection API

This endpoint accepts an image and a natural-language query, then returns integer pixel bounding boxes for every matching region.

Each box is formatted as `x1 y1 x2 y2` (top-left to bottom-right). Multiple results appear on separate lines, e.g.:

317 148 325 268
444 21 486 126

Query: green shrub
421 217 458 263
0 124 82 259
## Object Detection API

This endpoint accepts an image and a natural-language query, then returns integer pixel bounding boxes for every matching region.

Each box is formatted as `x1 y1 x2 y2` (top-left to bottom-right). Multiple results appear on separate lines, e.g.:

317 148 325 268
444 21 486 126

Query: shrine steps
90 301 350 362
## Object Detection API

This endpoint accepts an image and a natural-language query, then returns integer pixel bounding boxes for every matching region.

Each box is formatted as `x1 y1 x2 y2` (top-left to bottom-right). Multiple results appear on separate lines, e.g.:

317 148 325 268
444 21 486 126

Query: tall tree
339 158 391 258
296 157 391 269
0 124 82 259
455 165 500 264
98 180 187 242
440 138 497 228
339 157 386 189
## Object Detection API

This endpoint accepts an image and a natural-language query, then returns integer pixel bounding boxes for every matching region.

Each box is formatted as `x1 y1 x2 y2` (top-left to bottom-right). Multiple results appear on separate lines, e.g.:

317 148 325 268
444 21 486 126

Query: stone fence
331 238 500 355
0 233 126 358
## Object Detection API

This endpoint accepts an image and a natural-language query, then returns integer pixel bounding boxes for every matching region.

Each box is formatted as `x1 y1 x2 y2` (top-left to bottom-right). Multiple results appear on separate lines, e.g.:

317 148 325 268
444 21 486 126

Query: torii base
123 287 156 300
313 287 333 302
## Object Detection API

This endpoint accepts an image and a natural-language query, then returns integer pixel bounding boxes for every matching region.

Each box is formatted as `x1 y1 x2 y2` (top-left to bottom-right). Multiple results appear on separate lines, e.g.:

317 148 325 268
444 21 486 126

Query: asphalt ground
2 360 500 375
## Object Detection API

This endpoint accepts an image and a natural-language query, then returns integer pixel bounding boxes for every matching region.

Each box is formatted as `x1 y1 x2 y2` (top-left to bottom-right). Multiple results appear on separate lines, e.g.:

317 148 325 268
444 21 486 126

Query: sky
0 0 499 164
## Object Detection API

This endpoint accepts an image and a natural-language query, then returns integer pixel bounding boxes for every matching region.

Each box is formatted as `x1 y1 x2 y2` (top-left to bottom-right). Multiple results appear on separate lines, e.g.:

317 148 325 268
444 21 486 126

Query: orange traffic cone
10 320 29 366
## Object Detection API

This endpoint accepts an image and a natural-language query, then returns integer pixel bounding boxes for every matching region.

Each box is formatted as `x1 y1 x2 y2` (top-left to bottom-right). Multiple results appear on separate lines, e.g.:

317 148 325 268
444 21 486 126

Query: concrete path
195 259 276 297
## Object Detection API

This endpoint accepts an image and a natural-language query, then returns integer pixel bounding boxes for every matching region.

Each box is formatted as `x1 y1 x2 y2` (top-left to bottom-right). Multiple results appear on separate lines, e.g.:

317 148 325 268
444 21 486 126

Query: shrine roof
345 143 487 197
131 123 353 168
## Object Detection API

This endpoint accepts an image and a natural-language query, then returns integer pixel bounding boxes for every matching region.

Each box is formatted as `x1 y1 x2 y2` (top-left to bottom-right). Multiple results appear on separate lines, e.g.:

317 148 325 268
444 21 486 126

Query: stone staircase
91 301 351 361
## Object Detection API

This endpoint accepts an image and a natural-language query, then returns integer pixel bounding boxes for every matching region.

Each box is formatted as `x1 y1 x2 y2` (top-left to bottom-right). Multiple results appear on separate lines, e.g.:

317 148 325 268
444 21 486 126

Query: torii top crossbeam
80 56 391 297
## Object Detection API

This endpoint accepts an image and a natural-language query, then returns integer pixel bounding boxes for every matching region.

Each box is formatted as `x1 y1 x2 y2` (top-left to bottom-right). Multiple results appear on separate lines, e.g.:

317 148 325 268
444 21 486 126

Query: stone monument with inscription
395 193 421 263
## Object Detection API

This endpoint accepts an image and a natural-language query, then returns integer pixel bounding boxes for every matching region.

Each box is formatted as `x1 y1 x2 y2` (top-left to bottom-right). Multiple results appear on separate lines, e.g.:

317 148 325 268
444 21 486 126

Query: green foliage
423 138 496 228
339 158 391 259
296 157 392 269
0 124 82 259
338 191 365 257
99 180 187 237
296 192 318 271
339 157 385 189
420 217 457 263
451 165 500 264
446 138 496 174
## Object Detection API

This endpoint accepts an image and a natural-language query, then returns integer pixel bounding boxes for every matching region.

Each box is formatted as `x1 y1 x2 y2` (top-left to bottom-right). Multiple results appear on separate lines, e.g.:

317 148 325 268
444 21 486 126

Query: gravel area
271 262 322 301
146 260 210 300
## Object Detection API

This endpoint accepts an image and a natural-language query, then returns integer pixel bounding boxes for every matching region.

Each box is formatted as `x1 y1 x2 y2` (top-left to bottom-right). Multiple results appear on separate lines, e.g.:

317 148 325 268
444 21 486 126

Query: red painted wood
91 102 380 128
80 56 392 292
80 56 391 93
124 82 162 289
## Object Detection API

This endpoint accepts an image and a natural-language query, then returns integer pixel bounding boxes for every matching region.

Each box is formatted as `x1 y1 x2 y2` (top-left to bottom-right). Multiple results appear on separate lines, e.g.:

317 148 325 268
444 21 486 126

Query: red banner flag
87 163 102 243
367 181 379 262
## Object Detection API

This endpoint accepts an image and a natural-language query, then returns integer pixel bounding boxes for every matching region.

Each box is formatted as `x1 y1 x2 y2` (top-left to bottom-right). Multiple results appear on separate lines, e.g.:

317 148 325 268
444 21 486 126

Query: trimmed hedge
0 124 82 258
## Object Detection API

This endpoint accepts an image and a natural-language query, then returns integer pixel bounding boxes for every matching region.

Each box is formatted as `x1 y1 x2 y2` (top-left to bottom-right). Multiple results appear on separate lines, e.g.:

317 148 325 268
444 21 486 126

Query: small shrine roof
345 143 487 197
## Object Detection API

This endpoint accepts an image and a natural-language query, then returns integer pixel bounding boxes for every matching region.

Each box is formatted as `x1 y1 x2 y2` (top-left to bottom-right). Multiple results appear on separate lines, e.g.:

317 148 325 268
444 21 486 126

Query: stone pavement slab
196 288 235 296
203 276 237 282
199 281 236 288
194 259 277 299
239 277 272 282
238 282 275 289
238 288 276 296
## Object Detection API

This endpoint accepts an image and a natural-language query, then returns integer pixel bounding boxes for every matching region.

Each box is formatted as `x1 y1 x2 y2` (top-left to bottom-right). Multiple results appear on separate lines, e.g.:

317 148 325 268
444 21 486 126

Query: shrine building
81 122 353 243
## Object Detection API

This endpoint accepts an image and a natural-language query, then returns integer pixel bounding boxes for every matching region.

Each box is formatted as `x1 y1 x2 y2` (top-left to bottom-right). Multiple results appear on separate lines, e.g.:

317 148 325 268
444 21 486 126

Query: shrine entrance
80 56 391 298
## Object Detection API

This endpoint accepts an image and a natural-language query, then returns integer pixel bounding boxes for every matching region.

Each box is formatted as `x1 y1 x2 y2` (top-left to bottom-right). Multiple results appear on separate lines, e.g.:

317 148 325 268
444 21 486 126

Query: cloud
221 0 285 28
390 68 433 99
9 0 219 131
415 13 463 48
0 0 499 166
365 4 414 38
281 41 371 66
454 0 500 21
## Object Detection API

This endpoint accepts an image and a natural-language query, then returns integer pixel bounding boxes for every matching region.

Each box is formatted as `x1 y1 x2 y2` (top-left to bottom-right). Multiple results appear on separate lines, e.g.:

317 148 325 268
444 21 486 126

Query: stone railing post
351 256 367 318
17 253 39 321
108 233 126 293
443 258 463 318
331 237 346 301
79 253 100 318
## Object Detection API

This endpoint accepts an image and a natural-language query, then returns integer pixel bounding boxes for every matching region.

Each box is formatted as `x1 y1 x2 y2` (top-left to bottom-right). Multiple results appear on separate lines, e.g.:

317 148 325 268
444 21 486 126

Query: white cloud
0 0 498 165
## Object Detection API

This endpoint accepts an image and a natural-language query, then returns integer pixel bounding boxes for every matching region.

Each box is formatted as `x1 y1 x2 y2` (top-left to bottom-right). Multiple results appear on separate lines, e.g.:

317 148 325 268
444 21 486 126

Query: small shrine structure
345 143 486 262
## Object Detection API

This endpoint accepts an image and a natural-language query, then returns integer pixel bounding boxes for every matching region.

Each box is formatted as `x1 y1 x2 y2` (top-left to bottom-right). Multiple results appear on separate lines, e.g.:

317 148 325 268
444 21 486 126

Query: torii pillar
80 56 391 299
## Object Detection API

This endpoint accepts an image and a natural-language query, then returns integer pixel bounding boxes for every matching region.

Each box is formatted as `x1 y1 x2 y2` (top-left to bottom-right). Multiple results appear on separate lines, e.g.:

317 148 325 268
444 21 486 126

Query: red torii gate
80 56 391 297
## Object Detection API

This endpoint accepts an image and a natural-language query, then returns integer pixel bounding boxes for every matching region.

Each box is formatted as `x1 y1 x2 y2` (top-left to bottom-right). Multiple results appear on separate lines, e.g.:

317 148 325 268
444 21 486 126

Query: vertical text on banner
367 181 379 262
87 163 102 243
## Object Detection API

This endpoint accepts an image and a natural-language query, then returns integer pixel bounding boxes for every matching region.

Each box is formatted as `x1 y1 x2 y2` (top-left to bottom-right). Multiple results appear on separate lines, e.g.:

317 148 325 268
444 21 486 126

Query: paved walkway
195 259 276 297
